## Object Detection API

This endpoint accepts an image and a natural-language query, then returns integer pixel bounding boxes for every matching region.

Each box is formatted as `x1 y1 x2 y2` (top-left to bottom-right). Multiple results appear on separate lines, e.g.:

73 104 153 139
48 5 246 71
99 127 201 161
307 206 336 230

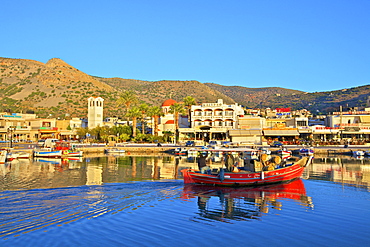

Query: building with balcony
191 99 244 129
178 99 245 141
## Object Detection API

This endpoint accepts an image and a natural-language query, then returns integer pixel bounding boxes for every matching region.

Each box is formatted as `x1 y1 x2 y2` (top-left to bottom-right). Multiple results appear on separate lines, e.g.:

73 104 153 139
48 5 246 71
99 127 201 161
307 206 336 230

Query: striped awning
360 116 370 123
229 129 262 136
59 131 76 135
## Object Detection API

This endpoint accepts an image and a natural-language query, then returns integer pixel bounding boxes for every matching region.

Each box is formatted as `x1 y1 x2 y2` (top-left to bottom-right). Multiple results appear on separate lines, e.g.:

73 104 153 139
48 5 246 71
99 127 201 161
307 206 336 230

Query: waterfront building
326 108 370 143
88 96 104 129
56 118 83 140
0 113 59 141
181 99 244 141
0 113 33 142
244 108 261 116
228 115 265 144
29 118 57 140
190 99 244 129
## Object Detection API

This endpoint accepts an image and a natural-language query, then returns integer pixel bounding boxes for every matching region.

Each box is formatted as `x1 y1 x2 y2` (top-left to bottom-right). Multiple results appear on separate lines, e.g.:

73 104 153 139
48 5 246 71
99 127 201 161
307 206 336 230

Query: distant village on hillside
2 95 370 146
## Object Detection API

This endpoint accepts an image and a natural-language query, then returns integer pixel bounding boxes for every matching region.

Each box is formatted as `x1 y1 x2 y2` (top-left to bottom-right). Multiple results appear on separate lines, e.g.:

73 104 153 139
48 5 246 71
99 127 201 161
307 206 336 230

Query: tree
183 96 196 127
90 126 110 142
116 90 139 121
111 125 132 136
76 127 89 140
126 106 142 137
111 125 132 141
147 106 164 136
169 103 186 142
138 103 149 134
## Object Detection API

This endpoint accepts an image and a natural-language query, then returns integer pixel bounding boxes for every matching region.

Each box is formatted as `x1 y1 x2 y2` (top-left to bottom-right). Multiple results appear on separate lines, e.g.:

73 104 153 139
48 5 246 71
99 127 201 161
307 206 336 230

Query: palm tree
183 96 196 127
147 106 164 136
169 103 186 142
116 90 139 122
138 103 149 134
126 106 141 137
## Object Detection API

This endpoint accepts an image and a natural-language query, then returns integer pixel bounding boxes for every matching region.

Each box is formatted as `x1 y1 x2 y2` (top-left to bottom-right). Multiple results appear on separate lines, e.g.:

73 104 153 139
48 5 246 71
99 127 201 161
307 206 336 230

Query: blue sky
1 0 369 92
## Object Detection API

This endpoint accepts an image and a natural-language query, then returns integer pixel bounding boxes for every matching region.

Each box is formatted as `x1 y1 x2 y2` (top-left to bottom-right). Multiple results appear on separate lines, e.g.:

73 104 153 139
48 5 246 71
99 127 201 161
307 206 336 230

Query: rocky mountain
205 83 303 108
206 83 370 114
0 57 235 118
0 57 369 119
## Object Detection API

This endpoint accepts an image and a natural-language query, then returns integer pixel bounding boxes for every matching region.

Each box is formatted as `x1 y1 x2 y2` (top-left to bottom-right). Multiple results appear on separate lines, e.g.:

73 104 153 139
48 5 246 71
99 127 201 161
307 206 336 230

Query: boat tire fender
218 169 225 182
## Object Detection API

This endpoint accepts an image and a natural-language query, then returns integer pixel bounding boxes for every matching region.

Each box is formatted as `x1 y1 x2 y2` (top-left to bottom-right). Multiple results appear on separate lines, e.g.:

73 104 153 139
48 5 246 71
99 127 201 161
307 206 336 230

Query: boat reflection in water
182 179 313 222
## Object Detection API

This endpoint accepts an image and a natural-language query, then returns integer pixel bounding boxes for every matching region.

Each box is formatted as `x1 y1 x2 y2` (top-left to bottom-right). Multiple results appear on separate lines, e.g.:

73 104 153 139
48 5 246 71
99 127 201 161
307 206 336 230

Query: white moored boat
33 149 62 158
6 152 19 161
104 148 126 154
0 150 7 164
16 151 31 159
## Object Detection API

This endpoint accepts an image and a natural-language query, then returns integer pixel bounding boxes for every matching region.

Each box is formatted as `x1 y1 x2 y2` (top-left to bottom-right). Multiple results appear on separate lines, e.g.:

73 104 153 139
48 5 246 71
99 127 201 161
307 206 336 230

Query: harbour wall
11 145 369 155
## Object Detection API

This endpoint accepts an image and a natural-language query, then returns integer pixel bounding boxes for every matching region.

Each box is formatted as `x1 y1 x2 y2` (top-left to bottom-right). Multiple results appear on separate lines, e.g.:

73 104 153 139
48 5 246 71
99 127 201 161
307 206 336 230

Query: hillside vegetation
0 57 369 119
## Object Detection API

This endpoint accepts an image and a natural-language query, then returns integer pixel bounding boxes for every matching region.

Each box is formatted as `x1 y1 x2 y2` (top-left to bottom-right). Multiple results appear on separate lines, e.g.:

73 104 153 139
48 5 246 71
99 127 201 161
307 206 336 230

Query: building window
225 111 233 116
297 121 307 127
204 120 212 126
214 121 222 127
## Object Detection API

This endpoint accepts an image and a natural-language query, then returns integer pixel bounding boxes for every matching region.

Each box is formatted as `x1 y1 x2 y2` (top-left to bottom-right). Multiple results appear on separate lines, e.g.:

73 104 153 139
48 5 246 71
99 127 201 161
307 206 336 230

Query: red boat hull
181 157 311 186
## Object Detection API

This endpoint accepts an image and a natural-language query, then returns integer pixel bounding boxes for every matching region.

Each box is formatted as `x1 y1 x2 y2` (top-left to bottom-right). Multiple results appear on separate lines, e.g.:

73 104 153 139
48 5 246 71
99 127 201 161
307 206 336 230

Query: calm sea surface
0 154 369 247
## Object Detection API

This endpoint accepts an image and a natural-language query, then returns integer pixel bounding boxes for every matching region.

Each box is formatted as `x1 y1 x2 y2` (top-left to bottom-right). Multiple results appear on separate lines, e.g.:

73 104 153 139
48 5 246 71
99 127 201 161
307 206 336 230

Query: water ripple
0 181 183 239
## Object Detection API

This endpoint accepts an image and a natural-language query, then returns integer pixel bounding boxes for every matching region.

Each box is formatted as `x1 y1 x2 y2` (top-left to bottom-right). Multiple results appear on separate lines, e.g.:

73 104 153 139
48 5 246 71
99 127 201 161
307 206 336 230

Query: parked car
208 140 222 148
185 141 195 147
270 141 283 147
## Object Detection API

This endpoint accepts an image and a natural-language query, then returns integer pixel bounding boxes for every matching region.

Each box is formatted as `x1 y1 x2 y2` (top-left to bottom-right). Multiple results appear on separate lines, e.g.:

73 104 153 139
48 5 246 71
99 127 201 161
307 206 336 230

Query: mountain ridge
0 57 369 118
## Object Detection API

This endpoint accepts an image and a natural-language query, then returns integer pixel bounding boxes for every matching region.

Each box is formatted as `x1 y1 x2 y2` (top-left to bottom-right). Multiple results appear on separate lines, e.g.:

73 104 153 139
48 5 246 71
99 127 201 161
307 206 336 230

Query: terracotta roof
165 120 175 124
162 99 177 107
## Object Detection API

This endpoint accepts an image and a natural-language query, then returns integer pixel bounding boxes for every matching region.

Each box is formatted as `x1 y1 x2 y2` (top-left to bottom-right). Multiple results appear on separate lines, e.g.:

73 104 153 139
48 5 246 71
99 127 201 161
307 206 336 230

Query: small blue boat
299 148 314 156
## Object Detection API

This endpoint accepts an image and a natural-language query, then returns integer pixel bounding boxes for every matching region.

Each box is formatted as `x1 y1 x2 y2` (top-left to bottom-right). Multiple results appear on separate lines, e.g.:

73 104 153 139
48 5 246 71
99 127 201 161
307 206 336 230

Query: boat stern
181 169 197 184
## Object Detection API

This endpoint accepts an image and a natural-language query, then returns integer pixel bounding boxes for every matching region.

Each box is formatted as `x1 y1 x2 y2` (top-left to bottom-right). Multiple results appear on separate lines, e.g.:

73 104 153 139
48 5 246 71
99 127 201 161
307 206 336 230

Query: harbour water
0 154 369 247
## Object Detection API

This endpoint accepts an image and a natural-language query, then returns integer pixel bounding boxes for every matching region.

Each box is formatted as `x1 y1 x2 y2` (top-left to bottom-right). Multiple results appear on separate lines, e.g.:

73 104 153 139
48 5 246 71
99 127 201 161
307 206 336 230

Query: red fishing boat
55 141 83 157
181 155 313 187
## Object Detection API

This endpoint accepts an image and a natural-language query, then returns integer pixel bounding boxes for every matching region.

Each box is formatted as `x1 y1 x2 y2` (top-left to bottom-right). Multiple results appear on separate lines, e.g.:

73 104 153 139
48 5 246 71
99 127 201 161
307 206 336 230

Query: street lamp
7 127 15 149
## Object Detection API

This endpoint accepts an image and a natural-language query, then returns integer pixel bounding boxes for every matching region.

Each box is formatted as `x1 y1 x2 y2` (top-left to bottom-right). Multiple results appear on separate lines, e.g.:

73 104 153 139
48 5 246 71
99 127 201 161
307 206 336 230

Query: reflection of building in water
151 156 181 179
93 155 221 181
309 157 370 188
86 164 103 185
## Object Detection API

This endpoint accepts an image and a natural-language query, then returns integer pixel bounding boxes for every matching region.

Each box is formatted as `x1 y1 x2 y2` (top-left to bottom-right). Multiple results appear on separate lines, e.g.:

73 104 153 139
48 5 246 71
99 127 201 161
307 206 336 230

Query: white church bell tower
88 97 104 128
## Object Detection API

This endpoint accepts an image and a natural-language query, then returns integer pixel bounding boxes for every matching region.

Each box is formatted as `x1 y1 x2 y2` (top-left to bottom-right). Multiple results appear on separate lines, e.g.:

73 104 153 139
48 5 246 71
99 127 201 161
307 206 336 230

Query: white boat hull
0 150 7 164
33 150 62 158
